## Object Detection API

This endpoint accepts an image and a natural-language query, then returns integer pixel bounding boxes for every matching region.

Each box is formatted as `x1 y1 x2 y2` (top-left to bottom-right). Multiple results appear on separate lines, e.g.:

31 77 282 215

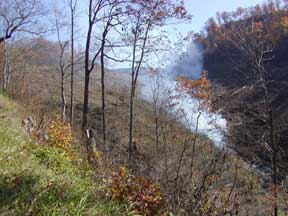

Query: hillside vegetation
0 92 125 215
196 0 288 179
1 0 288 215
1 39 288 215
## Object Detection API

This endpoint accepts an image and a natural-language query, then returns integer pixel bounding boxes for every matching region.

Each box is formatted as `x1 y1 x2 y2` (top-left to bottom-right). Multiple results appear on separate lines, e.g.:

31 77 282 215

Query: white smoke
166 42 203 80
138 42 227 147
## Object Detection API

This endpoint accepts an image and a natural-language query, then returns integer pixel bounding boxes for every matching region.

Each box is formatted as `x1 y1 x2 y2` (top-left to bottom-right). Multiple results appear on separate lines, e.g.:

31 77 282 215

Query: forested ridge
196 0 288 203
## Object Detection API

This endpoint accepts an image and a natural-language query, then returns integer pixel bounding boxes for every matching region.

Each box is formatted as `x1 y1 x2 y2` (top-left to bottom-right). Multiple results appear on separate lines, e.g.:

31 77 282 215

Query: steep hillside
2 37 288 215
0 92 125 215
198 4 288 177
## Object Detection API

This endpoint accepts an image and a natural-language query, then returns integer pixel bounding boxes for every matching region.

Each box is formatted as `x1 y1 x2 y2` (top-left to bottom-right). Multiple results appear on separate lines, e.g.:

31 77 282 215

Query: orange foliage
48 120 73 149
109 167 165 215
176 71 212 109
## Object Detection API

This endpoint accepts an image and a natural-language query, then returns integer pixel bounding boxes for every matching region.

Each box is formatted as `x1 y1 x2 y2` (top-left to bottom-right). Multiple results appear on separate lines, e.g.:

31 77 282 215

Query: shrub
108 167 165 216
48 120 72 149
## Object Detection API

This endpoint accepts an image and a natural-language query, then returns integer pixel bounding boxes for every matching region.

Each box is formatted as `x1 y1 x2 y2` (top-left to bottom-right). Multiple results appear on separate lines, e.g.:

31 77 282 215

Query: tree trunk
82 73 90 129
128 21 150 162
70 6 75 127
2 58 8 91
154 111 159 155
100 43 106 149
260 67 278 216
61 70 66 123
189 110 201 180
272 149 278 216
153 75 160 156
2 42 10 91
270 108 278 216
128 83 135 161
128 27 137 162
82 20 93 130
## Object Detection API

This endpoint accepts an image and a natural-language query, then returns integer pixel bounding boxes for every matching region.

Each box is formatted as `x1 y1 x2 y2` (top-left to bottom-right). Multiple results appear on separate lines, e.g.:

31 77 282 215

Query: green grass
0 93 124 215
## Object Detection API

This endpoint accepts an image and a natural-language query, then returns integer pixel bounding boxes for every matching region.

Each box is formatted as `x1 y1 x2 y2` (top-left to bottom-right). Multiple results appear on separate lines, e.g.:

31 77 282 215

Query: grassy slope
0 92 124 216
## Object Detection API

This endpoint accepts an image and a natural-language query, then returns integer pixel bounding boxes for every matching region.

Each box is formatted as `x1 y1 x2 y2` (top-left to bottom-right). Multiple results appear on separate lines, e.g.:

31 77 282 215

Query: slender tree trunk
272 149 278 216
2 42 10 91
82 22 93 130
163 128 169 191
2 58 8 91
128 25 138 162
153 75 160 156
128 21 150 162
154 110 159 154
189 110 201 180
61 70 66 123
259 66 278 216
82 73 90 129
100 42 106 149
128 83 135 161
55 15 68 124
270 107 278 216
70 5 75 127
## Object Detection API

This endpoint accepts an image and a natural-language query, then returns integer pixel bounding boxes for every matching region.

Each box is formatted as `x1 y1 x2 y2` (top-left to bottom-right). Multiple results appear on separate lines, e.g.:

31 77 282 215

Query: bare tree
0 0 46 44
98 0 124 149
0 0 49 94
82 0 109 129
55 11 69 123
123 0 191 162
68 0 77 127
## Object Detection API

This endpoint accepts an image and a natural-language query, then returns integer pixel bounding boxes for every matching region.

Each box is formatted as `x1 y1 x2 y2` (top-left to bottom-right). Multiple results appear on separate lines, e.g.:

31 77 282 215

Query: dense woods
1 0 288 215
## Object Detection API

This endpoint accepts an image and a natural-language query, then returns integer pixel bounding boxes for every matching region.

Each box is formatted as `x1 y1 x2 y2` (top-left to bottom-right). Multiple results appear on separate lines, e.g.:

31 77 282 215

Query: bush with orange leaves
48 120 73 149
108 167 165 216
176 71 212 110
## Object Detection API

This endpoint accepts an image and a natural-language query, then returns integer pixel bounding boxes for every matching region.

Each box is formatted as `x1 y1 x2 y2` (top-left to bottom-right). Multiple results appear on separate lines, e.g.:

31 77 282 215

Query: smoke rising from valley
166 42 203 80
139 41 227 147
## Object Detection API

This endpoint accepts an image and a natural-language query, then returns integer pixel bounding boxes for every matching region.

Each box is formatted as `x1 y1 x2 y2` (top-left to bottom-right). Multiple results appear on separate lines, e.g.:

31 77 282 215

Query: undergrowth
0 93 125 215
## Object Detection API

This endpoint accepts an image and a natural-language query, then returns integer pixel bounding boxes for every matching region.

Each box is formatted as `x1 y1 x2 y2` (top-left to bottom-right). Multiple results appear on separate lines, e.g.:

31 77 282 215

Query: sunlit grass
0 93 124 215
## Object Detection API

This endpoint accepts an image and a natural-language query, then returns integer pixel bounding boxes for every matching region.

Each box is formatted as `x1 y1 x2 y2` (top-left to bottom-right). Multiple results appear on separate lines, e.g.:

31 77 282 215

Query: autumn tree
97 0 127 149
68 0 77 127
176 71 212 178
147 71 232 215
55 10 69 123
82 0 109 129
122 0 191 162
54 5 83 124
150 69 165 157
